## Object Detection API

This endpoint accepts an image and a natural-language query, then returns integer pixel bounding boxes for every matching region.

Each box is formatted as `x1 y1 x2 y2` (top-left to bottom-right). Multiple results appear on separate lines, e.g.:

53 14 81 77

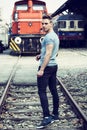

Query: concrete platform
13 56 39 85
0 49 87 85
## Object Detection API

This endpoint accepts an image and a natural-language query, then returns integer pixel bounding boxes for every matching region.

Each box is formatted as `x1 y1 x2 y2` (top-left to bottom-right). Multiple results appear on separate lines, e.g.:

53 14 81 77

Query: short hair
42 15 52 21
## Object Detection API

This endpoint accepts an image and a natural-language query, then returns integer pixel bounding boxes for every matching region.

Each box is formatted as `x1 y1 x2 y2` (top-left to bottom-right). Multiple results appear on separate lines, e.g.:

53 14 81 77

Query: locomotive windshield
16 5 28 10
33 5 45 10
15 4 45 11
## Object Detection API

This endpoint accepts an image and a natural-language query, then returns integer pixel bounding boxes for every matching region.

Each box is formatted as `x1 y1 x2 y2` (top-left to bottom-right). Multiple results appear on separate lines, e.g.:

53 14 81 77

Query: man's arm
37 43 54 77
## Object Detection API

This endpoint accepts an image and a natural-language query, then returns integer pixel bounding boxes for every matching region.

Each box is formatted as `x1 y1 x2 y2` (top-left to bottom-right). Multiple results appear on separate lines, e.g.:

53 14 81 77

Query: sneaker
37 116 54 129
51 114 59 122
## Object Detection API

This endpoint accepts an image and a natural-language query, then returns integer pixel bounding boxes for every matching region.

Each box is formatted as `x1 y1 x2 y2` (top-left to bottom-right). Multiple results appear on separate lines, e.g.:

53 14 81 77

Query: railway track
60 76 87 117
58 79 87 130
0 84 83 130
0 55 87 130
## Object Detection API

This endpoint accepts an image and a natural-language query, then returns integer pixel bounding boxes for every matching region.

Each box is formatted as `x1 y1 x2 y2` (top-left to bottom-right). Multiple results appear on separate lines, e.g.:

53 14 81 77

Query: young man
36 15 60 129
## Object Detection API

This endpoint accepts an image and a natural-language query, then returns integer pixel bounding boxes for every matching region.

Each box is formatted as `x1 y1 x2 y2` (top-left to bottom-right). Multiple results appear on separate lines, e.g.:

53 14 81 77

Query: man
36 15 60 129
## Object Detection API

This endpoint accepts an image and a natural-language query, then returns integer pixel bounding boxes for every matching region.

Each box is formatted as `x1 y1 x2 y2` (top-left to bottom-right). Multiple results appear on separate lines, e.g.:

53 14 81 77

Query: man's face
42 19 52 33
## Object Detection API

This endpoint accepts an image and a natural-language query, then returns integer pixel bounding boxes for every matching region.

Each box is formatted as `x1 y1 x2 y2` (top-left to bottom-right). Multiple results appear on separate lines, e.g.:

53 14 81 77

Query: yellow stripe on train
10 38 21 52
10 42 17 51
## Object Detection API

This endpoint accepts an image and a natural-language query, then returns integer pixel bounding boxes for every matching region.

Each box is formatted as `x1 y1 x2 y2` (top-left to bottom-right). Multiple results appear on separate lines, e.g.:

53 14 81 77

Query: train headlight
14 37 22 44
40 37 44 43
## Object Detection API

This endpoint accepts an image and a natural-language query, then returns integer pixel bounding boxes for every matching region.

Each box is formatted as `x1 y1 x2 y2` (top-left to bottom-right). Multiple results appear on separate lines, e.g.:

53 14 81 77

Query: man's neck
46 28 53 34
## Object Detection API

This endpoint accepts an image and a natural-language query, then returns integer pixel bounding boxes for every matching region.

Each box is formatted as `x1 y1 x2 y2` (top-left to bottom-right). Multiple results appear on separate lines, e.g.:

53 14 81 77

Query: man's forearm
40 54 51 71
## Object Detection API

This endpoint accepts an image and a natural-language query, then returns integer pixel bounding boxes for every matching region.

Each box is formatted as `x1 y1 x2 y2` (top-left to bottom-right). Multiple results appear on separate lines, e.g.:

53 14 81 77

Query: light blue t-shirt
40 31 59 66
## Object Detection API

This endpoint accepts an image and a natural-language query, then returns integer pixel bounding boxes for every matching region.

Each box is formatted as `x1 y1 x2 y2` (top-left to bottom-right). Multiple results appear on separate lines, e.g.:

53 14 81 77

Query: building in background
0 7 9 53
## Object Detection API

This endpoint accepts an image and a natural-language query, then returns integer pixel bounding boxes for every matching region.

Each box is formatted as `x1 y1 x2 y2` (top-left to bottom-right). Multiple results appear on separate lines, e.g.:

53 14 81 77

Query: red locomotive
9 0 48 54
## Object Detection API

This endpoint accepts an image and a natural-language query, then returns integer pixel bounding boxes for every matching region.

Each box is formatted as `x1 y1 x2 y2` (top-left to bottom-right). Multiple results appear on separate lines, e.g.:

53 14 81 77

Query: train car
54 14 86 47
9 0 48 54
0 19 9 53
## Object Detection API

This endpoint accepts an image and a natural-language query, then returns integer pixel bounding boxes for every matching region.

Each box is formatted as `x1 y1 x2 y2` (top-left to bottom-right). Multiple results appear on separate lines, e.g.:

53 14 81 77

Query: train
9 0 48 54
53 13 87 47
0 19 9 53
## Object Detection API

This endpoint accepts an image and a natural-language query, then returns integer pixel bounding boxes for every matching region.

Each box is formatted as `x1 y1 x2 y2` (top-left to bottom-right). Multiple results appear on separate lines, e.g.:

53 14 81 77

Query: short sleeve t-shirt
40 31 60 66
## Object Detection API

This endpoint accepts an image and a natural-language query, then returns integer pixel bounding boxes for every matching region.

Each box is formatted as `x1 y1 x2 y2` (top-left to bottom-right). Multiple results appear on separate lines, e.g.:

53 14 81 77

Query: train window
78 21 84 28
13 12 18 21
33 5 44 10
58 21 66 28
70 21 74 28
16 5 28 10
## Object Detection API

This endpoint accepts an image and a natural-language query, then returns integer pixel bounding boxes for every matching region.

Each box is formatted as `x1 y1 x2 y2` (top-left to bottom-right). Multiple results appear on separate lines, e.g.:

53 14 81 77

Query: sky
0 0 67 23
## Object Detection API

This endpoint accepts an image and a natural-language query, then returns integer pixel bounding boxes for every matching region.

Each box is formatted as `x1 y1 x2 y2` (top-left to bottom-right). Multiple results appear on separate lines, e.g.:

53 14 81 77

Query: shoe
37 116 54 129
51 114 59 121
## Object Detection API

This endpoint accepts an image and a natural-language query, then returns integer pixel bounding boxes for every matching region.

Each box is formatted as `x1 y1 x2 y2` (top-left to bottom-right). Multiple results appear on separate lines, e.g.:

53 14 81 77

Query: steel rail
57 77 87 130
0 55 21 114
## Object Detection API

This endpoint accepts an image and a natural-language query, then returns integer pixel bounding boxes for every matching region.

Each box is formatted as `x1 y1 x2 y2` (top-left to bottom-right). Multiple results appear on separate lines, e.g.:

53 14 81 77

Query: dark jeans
37 65 59 117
